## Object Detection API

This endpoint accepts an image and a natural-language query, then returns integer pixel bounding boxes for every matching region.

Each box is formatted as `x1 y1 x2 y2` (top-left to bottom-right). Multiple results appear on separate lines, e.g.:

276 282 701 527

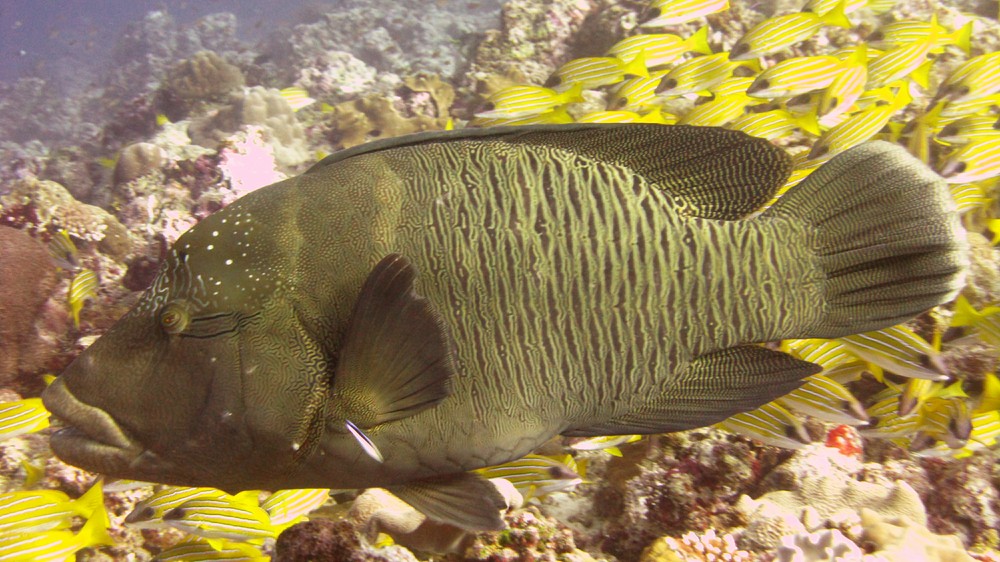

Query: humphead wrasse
43 125 967 530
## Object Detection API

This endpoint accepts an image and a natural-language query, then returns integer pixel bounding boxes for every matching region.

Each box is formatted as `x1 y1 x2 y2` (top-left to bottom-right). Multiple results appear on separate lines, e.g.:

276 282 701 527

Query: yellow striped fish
861 395 921 439
569 434 642 457
153 538 268 562
717 402 810 449
898 379 967 417
163 497 278 542
778 374 868 425
642 0 729 27
729 5 851 60
746 56 843 99
546 54 648 91
279 87 315 112
782 338 867 383
938 94 1000 123
915 410 1000 459
260 489 330 526
865 23 938 88
951 295 1000 348
839 325 948 382
656 53 744 97
0 398 49 442
914 397 973 449
471 106 574 127
948 182 992 216
47 230 79 272
867 19 972 55
607 27 712 68
0 483 104 535
818 45 868 127
125 486 234 530
0 508 113 561
802 0 868 16
933 51 1000 104
679 91 753 127
576 110 677 124
476 454 584 501
936 115 1000 144
68 268 98 328
475 83 584 119
938 136 1000 184
608 71 670 111
806 89 911 161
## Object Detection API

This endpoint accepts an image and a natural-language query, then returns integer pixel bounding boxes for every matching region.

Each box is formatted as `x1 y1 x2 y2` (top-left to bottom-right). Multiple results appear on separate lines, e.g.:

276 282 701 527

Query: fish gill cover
0 0 998 560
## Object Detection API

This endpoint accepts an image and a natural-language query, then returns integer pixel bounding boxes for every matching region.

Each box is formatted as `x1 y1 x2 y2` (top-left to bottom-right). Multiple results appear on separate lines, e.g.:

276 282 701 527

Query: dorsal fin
309 124 792 220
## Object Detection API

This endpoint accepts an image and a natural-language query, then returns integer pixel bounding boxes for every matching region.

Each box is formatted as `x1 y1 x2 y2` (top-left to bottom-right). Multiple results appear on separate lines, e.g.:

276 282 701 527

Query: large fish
43 125 967 530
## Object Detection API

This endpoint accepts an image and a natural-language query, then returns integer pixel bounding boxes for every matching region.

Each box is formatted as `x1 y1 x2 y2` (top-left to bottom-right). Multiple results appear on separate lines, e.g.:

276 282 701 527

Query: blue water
0 0 339 88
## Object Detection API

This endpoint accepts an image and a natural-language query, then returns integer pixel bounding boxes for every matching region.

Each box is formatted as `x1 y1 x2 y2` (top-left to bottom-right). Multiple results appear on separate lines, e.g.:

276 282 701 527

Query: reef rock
114 142 167 186
0 226 58 386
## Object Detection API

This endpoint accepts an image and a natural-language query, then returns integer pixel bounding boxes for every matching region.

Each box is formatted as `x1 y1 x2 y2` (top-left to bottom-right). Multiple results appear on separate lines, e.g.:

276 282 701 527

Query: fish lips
43 376 145 476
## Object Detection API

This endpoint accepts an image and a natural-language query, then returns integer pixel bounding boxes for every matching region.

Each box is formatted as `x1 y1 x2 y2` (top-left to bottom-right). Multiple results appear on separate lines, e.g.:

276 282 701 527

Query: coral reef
113 142 167 186
157 50 245 119
274 519 420 562
0 227 58 387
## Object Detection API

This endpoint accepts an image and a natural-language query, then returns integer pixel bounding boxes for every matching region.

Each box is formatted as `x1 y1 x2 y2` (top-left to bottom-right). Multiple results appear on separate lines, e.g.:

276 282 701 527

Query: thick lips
42 376 143 475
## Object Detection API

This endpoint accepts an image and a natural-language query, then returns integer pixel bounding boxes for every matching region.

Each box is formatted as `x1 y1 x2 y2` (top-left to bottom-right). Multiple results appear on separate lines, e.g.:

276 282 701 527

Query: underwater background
0 0 999 560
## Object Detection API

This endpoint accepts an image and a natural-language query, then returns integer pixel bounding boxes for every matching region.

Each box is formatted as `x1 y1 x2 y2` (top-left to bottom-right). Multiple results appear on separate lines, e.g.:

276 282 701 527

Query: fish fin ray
386 472 507 531
310 124 790 220
764 141 968 337
564 346 817 436
334 254 455 427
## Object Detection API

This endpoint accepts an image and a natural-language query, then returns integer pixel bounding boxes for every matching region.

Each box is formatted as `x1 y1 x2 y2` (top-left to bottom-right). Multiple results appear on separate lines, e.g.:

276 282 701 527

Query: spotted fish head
43 208 331 492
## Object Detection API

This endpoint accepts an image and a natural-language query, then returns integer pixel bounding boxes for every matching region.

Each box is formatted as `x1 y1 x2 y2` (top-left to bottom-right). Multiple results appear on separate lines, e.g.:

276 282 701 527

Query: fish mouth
42 377 144 475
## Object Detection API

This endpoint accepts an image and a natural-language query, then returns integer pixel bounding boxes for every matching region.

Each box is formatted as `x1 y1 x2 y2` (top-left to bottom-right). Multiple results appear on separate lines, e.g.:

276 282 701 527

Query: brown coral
0 226 58 387
161 50 244 102
114 142 166 186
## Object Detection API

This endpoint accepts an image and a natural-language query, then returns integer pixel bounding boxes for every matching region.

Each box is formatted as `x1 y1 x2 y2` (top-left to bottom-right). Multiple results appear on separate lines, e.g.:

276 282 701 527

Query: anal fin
386 472 508 531
564 345 819 437
334 254 455 428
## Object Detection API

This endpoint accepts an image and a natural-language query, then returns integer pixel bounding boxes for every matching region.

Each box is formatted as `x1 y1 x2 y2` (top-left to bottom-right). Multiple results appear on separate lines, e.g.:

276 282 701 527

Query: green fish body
44 125 967 530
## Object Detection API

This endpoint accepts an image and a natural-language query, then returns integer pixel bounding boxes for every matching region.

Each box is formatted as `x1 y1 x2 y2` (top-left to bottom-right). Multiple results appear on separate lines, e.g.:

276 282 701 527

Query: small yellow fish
163 497 278 542
746 55 843 99
569 434 642 457
679 90 753 127
155 113 171 127
914 397 973 449
936 115 1000 144
475 83 584 119
867 19 972 55
802 0 868 16
0 505 113 561
279 86 315 112
67 268 98 328
865 21 938 89
718 402 810 449
260 489 330 526
576 110 677 124
96 156 117 170
47 230 80 271
951 295 1000 348
729 4 851 61
938 136 1000 184
862 395 921 440
0 480 105 535
915 410 1000 459
779 374 868 425
608 71 669 111
642 0 729 27
818 45 868 127
19 460 45 488
0 398 49 442
948 182 992 216
781 338 867 382
546 54 648 91
607 27 712 68
471 106 574 127
898 379 967 417
153 537 269 562
656 53 748 97
125 486 237 530
807 88 912 161
476 454 584 501
933 51 1000 104
840 324 948 382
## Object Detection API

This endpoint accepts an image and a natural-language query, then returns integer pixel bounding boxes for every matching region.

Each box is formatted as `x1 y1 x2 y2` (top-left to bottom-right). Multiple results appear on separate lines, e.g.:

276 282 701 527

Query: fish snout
43 376 142 475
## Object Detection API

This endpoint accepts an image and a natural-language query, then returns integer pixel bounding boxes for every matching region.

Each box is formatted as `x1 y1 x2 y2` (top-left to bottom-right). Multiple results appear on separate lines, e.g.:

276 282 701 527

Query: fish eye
731 43 748 58
658 78 677 92
141 506 155 518
159 303 190 334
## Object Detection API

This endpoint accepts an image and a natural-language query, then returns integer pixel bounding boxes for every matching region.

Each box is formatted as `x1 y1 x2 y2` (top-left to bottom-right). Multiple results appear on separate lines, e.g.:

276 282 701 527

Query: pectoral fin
334 254 455 428
564 345 819 437
386 472 508 531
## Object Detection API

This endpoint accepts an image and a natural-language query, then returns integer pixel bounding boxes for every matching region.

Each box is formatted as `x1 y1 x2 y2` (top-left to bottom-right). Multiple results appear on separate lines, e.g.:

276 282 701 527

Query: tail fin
763 141 967 338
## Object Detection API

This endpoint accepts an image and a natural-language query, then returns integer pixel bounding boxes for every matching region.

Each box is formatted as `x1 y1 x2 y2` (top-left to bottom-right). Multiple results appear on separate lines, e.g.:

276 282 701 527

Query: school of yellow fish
1 0 998 558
